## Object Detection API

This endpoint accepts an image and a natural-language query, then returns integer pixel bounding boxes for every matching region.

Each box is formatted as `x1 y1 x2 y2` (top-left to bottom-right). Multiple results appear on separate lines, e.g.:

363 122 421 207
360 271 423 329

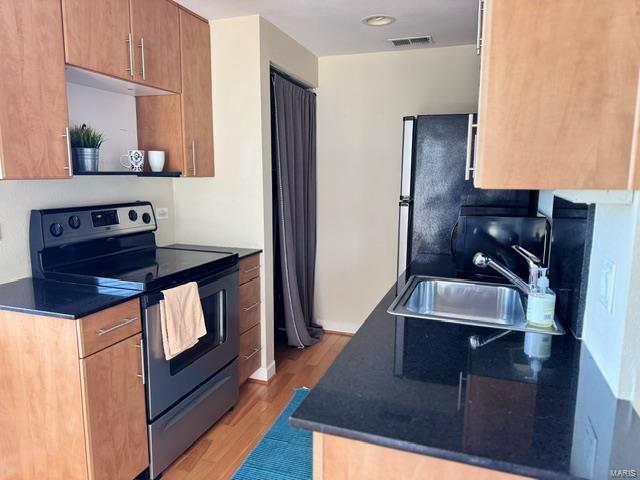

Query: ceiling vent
388 35 433 48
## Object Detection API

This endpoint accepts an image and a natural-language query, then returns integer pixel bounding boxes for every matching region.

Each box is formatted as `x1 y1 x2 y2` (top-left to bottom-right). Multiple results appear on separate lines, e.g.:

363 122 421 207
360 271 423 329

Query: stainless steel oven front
142 264 240 420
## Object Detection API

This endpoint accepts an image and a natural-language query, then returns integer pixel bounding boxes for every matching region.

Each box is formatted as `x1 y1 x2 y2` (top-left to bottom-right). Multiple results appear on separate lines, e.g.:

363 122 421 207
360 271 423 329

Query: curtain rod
270 66 315 92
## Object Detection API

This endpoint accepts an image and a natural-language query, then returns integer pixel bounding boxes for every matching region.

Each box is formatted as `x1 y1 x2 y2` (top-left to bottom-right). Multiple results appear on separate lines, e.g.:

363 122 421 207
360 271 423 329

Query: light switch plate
156 207 169 220
599 258 616 313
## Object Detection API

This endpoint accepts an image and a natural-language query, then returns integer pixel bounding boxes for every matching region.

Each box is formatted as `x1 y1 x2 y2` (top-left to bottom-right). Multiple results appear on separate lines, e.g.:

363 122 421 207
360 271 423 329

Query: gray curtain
271 72 322 348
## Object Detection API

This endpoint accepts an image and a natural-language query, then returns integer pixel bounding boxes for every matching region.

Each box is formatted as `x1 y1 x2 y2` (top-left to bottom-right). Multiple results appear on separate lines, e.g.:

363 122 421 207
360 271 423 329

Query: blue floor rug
232 388 312 480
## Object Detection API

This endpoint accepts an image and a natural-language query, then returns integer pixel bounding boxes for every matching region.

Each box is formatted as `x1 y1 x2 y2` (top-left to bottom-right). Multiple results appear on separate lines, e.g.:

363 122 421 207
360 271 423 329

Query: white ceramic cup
148 151 166 173
120 150 145 172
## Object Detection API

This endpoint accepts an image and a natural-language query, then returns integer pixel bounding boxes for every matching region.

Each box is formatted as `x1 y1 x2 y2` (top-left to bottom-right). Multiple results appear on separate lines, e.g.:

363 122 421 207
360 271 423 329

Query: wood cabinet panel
239 323 261 383
0 0 71 179
239 254 261 285
136 94 184 172
180 9 214 177
62 0 133 81
76 299 141 357
80 333 148 480
130 0 181 92
315 433 531 480
475 0 640 190
239 276 261 334
0 311 87 480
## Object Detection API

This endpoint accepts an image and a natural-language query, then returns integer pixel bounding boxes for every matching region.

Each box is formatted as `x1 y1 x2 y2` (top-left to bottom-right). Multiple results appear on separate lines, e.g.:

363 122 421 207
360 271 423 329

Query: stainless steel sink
388 275 564 335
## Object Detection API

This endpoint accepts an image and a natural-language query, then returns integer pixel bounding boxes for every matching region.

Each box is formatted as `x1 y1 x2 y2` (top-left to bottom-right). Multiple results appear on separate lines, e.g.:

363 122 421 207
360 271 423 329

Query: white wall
0 87 174 284
579 194 640 412
67 83 139 172
315 45 481 333
172 15 318 380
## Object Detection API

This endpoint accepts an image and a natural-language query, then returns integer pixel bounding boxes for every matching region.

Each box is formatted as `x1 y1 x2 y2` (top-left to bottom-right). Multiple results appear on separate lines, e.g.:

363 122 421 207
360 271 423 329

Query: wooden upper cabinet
62 0 133 81
180 9 215 177
474 0 640 190
130 0 181 92
80 333 148 480
0 0 71 180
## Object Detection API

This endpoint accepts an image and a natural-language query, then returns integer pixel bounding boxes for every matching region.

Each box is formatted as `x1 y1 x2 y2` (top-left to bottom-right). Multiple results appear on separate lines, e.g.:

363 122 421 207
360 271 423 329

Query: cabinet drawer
239 277 261 334
77 300 141 358
238 254 260 285
239 323 261 384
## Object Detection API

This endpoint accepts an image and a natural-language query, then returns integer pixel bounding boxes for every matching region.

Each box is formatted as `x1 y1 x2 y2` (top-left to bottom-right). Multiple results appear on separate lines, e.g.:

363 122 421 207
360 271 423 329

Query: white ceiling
177 0 478 56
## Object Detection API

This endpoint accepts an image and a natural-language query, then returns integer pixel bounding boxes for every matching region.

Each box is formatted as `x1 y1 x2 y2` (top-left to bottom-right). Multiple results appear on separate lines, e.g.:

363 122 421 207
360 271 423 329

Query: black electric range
29 201 241 479
30 201 237 290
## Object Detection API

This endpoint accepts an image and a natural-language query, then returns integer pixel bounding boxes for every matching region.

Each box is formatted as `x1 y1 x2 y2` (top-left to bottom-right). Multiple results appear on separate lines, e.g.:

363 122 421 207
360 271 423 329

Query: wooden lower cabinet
238 253 262 384
0 304 148 480
313 433 531 480
239 323 262 383
80 333 148 480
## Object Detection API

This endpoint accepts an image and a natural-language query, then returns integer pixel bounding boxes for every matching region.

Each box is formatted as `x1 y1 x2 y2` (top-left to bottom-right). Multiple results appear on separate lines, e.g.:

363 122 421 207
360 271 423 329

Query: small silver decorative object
72 147 100 172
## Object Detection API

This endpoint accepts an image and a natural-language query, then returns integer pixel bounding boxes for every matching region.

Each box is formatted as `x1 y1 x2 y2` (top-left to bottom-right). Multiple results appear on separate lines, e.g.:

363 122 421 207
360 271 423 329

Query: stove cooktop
47 247 237 291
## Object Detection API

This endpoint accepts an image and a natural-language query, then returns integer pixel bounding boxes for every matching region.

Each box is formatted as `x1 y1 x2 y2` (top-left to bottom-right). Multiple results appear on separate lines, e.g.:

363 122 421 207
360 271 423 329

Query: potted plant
69 124 105 172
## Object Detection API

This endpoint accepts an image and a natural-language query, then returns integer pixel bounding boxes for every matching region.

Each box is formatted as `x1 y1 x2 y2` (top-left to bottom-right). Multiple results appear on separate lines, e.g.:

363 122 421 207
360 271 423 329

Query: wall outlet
156 207 169 220
599 258 616 313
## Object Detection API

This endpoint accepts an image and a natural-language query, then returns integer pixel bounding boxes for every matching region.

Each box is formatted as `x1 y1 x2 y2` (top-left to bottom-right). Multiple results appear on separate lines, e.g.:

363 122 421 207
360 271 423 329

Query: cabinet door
62 0 133 81
130 0 181 92
0 0 71 179
475 0 640 190
180 9 214 177
80 333 148 480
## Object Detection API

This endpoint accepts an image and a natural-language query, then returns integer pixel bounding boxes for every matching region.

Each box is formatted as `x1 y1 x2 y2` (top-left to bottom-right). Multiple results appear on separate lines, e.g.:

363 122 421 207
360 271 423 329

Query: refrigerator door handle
465 114 478 181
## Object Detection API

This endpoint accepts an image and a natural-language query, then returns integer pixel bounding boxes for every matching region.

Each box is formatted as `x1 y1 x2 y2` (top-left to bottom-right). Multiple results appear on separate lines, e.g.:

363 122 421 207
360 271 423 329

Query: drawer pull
97 317 138 336
242 347 260 360
243 302 260 312
135 339 146 385
243 265 260 274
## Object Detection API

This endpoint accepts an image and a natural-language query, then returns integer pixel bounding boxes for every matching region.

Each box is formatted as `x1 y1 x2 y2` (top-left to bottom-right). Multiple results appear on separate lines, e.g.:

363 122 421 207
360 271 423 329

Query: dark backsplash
548 197 595 338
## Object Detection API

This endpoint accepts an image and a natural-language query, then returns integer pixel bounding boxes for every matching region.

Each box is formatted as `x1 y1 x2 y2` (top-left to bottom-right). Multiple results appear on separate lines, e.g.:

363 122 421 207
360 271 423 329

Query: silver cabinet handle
241 347 260 360
135 339 146 385
465 114 478 181
62 128 72 176
126 33 135 78
243 265 260 274
476 0 485 55
97 316 138 336
457 372 467 411
138 37 146 80
243 302 260 312
191 140 196 176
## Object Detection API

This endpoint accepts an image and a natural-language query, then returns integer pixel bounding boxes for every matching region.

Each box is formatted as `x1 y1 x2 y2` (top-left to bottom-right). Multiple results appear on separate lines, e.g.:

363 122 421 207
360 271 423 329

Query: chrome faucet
473 251 532 295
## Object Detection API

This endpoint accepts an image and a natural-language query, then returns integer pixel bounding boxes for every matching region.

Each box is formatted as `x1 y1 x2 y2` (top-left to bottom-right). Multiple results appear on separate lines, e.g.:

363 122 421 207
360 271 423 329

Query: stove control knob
50 223 63 237
68 215 81 229
142 213 152 224
128 210 138 222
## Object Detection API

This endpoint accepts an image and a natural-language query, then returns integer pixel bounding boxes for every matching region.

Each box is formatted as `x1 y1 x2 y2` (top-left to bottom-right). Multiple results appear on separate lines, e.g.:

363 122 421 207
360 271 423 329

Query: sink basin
388 275 564 335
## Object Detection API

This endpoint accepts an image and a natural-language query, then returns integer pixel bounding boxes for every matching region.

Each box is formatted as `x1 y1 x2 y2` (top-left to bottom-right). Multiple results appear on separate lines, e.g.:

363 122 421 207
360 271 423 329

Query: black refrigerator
397 114 540 278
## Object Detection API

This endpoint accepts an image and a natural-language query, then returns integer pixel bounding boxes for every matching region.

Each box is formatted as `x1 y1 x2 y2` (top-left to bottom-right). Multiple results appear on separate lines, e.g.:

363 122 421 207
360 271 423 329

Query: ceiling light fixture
362 14 396 27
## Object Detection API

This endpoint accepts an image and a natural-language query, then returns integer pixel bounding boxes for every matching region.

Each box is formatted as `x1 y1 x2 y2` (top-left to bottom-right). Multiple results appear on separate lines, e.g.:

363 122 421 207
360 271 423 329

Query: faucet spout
473 252 532 295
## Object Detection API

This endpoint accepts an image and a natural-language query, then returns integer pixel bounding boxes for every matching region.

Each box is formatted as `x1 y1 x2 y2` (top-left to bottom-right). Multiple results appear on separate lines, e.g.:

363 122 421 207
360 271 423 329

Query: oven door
142 265 239 420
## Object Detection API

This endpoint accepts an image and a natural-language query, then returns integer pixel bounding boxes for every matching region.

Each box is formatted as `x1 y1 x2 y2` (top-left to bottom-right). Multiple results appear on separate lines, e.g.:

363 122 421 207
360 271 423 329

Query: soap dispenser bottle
526 268 556 328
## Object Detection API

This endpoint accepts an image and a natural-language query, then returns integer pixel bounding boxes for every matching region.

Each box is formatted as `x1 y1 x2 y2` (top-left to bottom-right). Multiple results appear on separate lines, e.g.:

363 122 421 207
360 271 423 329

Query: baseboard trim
317 319 359 335
323 329 354 337
249 360 276 383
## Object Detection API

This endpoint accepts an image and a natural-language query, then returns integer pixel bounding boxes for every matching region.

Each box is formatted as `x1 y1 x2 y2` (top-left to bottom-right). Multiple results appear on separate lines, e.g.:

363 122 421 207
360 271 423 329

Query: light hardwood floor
163 333 351 480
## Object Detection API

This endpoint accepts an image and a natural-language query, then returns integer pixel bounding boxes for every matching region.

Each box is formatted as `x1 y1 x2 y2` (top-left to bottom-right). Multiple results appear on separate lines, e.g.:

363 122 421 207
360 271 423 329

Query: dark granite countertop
291 254 640 479
164 243 262 260
0 277 140 319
